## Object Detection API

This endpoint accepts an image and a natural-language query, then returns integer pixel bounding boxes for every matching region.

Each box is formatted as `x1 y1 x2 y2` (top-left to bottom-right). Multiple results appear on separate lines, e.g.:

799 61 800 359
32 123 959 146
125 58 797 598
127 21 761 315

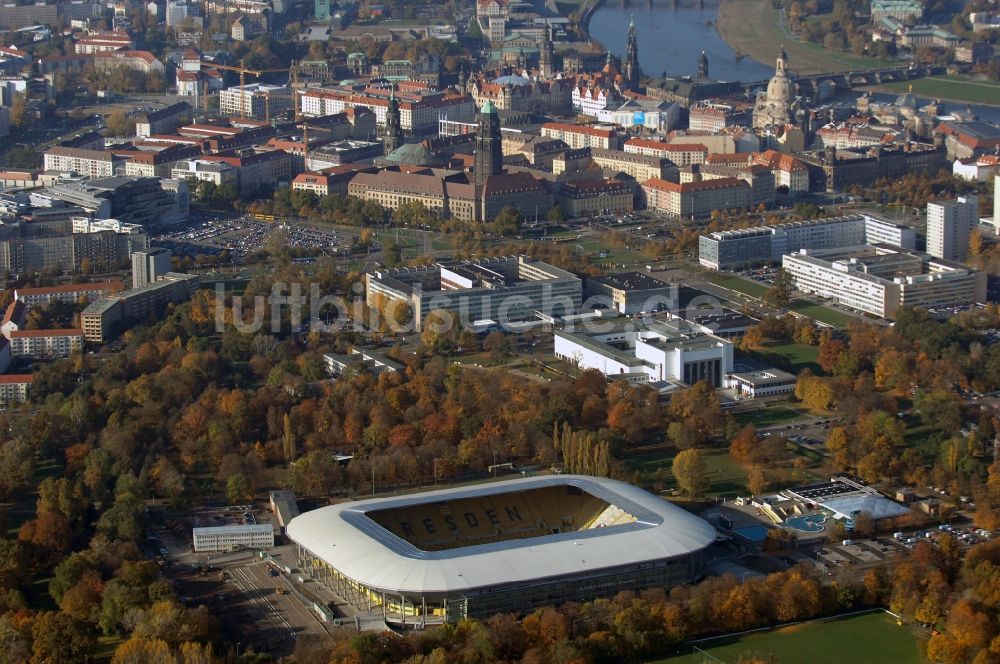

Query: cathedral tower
624 17 639 91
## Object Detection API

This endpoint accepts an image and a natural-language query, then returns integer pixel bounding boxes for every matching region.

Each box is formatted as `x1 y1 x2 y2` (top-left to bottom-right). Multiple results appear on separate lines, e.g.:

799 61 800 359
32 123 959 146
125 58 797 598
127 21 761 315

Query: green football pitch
657 612 925 663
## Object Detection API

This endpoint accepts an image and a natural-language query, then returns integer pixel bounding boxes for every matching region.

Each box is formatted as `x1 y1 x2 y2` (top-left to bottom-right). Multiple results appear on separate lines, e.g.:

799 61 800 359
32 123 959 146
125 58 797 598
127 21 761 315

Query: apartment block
43 147 119 178
219 84 294 121
81 273 198 343
540 123 620 150
624 139 708 167
8 329 84 358
15 281 123 306
0 374 31 405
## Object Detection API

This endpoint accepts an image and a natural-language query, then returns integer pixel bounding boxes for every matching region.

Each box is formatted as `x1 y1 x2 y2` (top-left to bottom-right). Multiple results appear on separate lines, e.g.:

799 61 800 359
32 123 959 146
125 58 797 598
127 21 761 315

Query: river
588 0 1000 122
588 0 773 83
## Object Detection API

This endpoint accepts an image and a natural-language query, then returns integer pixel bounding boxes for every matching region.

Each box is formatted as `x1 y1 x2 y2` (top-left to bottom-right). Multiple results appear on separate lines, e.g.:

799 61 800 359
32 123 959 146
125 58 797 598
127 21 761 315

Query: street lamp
492 449 498 477
433 457 441 486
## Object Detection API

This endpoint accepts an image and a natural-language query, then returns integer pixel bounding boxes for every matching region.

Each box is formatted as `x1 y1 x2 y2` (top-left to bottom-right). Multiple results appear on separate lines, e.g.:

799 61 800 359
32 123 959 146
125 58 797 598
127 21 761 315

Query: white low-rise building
192 524 274 552
554 320 733 388
727 368 797 398
324 348 403 378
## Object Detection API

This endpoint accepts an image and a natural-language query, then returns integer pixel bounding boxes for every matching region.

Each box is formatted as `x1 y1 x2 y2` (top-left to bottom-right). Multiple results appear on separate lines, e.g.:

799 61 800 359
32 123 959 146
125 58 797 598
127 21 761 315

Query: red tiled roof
10 328 83 338
16 281 122 296
626 138 708 153
94 50 160 65
2 300 24 326
643 176 748 193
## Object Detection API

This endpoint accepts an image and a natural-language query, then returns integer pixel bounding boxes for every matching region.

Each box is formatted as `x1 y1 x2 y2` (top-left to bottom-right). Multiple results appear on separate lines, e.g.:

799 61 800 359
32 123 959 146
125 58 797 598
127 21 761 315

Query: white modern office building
726 368 797 398
698 214 916 270
192 524 275 552
366 257 582 331
554 319 733 388
782 245 987 318
927 195 978 262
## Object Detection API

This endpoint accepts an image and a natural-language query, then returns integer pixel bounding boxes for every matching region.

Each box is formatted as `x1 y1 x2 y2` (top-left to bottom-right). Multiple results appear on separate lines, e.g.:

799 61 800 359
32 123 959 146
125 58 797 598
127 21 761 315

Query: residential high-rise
927 195 978 262
624 17 639 91
474 100 502 186
132 248 172 288
383 86 402 157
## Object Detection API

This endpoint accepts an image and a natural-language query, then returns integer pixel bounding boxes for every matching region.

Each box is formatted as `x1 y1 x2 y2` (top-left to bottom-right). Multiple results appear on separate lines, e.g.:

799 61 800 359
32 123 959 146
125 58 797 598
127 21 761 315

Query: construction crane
211 58 300 119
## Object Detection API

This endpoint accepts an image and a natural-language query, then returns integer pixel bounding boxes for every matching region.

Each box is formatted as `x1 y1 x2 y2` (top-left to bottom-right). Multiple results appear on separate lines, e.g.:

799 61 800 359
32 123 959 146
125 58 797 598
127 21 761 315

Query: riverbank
867 76 1000 108
716 0 887 74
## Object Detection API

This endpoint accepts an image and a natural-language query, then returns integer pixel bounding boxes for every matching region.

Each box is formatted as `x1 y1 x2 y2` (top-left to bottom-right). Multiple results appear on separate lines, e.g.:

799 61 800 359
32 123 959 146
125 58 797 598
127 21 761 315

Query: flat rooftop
590 272 670 292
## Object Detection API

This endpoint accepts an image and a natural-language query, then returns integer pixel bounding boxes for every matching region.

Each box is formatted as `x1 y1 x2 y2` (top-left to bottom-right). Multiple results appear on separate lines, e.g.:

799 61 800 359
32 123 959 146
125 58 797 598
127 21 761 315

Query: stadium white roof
285 475 717 596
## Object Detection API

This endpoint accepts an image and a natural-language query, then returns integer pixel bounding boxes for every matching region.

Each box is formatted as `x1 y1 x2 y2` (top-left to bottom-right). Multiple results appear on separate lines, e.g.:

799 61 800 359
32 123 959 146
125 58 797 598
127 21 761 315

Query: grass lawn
623 447 749 499
717 0 889 74
733 404 806 428
877 76 1000 107
654 611 925 663
788 300 857 328
754 341 820 374
92 635 124 663
703 273 768 299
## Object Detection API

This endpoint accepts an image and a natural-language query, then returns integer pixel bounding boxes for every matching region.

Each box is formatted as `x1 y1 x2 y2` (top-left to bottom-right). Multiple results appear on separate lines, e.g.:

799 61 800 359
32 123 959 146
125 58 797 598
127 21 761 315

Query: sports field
657 612 925 663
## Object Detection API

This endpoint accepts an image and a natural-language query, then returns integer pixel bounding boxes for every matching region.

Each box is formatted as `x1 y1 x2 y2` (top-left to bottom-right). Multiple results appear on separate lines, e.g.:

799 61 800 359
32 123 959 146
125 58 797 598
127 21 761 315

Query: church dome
895 90 917 109
494 74 530 86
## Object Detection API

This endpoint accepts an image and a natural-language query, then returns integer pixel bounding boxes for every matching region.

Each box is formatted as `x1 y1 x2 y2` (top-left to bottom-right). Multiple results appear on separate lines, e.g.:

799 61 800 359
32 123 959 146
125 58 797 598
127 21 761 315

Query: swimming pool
785 514 827 532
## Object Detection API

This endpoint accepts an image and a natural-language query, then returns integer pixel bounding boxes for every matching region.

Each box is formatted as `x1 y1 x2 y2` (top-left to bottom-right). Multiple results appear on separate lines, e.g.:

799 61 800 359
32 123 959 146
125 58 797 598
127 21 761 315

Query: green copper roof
480 99 497 114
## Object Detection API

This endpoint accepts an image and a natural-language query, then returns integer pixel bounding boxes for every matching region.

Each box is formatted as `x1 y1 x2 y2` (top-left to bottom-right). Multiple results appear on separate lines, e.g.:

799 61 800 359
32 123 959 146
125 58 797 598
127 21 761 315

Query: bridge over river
742 64 951 98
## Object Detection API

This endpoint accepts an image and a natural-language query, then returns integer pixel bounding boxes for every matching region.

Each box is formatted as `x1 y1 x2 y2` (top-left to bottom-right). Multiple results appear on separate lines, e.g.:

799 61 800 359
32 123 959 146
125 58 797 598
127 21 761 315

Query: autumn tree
729 425 761 465
763 269 794 307
747 467 768 496
420 309 459 353
672 449 707 499
30 611 94 664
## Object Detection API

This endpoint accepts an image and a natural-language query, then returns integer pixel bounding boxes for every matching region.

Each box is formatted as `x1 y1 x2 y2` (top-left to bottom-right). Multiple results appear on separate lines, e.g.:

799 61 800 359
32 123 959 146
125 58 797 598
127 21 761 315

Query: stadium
285 475 717 627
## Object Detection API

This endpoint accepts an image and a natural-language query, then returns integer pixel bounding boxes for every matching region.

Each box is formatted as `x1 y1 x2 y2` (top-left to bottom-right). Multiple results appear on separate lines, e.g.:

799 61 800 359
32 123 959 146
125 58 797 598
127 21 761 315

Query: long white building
554 319 733 388
366 256 582 331
699 214 917 270
192 524 274 552
782 245 987 318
